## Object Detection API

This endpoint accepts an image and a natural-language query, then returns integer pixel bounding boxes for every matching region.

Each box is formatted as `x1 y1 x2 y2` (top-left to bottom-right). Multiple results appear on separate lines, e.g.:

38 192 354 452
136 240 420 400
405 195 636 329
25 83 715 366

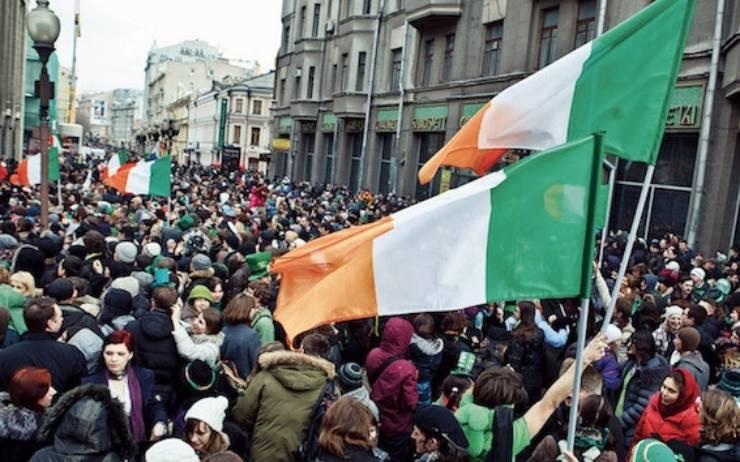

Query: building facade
56 65 73 125
187 72 275 172
0 0 27 160
271 0 740 253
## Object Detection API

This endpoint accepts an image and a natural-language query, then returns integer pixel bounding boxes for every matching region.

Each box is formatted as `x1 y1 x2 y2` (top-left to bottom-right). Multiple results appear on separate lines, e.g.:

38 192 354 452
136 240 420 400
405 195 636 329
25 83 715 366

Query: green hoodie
251 308 275 345
0 284 28 335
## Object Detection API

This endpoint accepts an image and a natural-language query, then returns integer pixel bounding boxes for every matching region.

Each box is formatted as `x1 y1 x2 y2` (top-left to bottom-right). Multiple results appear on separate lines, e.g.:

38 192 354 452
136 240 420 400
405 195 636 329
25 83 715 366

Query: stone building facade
0 0 27 160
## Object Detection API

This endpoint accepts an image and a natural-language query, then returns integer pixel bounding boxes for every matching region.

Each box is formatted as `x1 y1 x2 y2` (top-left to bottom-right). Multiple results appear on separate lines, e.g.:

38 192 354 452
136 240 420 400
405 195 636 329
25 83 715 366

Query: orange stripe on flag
10 160 29 186
418 101 508 185
103 163 136 193
273 216 394 345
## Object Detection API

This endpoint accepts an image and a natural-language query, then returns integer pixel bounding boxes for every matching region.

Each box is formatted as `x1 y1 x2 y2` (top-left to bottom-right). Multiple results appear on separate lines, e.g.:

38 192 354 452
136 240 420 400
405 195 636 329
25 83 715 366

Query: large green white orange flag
274 135 604 342
419 0 695 184
10 135 61 186
104 156 171 197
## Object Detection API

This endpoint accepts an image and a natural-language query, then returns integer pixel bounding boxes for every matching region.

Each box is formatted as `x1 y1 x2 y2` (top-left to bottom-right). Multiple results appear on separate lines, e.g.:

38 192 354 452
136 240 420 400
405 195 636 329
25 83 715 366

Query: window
421 39 434 86
363 0 372 15
391 48 402 91
303 133 315 181
575 0 597 48
415 133 445 200
356 52 367 92
324 133 335 183
538 7 559 68
233 125 242 144
331 64 338 93
283 25 291 52
442 34 455 82
378 133 394 194
235 98 243 113
295 70 302 99
341 53 349 91
252 99 262 115
307 66 316 98
280 79 286 104
312 3 321 38
483 21 503 76
344 0 353 18
250 127 261 146
299 6 307 38
348 133 363 191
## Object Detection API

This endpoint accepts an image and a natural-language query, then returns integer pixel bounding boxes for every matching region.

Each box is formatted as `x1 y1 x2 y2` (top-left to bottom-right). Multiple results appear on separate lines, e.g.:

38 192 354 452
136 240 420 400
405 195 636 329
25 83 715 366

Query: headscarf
658 368 700 418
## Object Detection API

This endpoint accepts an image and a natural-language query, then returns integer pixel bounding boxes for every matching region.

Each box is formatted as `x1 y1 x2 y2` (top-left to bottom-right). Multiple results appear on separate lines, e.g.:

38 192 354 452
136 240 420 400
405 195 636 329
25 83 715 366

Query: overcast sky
49 0 282 94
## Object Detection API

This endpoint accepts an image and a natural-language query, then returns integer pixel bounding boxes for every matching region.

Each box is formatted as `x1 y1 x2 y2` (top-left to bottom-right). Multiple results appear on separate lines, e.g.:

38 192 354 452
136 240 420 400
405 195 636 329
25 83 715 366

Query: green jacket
0 284 27 335
250 308 275 345
232 351 335 462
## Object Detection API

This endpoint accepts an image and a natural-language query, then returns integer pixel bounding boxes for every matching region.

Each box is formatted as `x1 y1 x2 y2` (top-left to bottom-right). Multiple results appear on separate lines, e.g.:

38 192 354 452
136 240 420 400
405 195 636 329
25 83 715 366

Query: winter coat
343 385 380 422
30 384 137 462
250 308 275 344
0 331 87 392
172 323 224 367
653 325 676 359
58 303 104 339
618 355 670 449
318 444 383 462
594 349 622 393
82 366 167 435
696 442 740 462
408 334 444 383
506 328 545 402
675 351 710 390
631 393 700 448
220 323 261 379
232 350 335 462
0 392 44 462
0 284 28 335
366 318 418 437
124 309 181 394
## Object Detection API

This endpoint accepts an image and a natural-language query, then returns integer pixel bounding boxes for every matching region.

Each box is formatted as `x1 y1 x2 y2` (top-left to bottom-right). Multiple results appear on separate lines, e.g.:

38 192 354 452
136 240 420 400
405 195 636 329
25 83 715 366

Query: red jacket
632 393 700 448
366 317 418 437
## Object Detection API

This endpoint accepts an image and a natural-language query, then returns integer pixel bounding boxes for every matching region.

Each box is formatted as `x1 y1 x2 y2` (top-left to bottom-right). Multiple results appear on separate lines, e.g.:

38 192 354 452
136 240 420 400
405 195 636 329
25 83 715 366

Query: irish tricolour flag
418 0 695 184
274 136 604 342
104 156 171 197
11 135 61 186
102 149 128 180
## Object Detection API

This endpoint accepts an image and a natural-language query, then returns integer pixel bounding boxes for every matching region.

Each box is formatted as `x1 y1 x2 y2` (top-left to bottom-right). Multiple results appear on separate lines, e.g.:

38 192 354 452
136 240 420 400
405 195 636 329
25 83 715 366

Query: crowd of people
0 152 738 462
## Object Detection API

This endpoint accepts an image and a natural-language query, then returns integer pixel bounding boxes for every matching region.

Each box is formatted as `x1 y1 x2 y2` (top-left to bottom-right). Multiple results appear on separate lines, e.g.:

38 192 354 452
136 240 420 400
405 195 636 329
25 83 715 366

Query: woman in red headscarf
631 368 701 449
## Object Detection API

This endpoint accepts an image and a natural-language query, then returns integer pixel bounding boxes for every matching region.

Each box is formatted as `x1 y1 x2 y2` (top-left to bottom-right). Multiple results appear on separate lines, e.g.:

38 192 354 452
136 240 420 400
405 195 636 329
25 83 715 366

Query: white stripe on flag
126 163 152 194
28 155 42 185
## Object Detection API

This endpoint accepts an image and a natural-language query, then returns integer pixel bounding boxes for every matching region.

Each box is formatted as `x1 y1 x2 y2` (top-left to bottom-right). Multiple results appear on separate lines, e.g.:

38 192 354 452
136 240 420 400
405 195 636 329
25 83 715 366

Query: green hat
178 214 195 231
188 285 214 303
246 252 272 281
630 439 676 462
451 351 476 378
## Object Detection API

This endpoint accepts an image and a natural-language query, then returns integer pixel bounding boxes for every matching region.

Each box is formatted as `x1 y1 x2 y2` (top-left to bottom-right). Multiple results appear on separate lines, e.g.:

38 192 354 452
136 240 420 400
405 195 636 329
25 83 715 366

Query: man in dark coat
44 279 103 339
0 297 86 392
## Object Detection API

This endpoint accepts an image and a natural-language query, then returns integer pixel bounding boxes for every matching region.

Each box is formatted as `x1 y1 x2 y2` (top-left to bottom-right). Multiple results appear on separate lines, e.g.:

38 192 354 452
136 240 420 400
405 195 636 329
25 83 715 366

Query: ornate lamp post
26 0 60 229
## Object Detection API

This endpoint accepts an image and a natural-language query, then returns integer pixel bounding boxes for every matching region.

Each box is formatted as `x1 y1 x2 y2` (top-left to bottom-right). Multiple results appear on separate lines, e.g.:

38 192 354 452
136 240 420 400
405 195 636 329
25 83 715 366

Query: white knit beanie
185 396 229 435
604 324 622 345
145 438 199 462
690 267 705 281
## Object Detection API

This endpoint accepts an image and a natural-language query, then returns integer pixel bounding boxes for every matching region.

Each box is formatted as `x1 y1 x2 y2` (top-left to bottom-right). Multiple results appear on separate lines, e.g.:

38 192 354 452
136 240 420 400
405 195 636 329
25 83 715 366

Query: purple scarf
108 368 146 442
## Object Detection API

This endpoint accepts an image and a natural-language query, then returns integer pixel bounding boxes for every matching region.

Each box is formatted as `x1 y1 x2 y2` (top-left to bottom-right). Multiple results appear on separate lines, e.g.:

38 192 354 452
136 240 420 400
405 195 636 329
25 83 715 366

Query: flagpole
600 164 655 331
566 297 591 451
597 158 617 269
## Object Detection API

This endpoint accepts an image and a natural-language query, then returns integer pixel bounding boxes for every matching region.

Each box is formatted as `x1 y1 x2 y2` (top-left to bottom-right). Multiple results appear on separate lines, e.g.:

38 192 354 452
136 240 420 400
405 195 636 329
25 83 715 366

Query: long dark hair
512 301 537 342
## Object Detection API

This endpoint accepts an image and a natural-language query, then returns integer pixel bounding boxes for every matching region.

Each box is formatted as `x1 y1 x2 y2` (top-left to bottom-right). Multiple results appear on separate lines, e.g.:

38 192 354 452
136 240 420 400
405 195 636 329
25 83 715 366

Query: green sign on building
321 113 337 132
376 109 399 132
666 84 704 129
460 102 486 127
413 106 448 132
278 117 293 135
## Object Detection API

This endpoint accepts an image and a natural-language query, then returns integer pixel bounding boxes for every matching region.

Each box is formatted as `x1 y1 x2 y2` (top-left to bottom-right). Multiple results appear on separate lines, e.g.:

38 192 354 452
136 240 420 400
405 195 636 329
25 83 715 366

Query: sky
49 0 283 94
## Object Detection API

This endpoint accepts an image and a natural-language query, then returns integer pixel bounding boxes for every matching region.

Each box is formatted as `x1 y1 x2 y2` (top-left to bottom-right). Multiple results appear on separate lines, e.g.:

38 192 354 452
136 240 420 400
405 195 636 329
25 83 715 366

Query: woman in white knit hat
653 305 684 359
184 396 231 458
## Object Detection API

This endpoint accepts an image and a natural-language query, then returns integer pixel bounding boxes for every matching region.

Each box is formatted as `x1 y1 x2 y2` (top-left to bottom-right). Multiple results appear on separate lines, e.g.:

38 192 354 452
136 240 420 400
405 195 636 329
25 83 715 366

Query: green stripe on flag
485 135 604 301
118 148 128 164
567 0 695 164
48 147 60 182
149 156 171 197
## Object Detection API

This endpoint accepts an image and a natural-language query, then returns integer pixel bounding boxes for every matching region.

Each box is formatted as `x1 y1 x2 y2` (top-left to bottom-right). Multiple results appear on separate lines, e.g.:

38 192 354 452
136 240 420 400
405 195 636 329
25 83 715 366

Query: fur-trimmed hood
258 350 335 392
188 268 215 280
34 384 136 460
0 392 42 441
410 334 444 356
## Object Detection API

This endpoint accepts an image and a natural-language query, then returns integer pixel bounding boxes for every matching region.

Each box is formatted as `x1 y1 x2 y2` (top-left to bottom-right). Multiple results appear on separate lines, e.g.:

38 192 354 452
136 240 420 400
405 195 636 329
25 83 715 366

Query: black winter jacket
617 354 669 449
506 328 546 402
125 309 180 393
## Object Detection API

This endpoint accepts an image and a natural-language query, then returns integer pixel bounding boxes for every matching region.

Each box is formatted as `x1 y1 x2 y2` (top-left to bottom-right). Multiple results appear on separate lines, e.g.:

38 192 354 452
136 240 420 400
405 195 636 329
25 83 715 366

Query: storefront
375 109 398 195
270 116 293 178
344 118 364 191
610 83 704 238
320 113 337 184
413 106 448 200
300 121 316 182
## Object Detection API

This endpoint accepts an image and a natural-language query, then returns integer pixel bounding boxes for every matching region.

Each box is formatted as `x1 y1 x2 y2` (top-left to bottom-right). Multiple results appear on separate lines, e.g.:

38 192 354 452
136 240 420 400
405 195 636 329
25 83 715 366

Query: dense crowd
0 153 738 462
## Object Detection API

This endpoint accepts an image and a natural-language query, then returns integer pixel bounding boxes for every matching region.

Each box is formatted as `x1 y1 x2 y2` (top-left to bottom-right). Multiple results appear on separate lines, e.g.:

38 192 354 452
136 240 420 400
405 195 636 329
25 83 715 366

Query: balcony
406 0 463 28
290 100 320 119
331 93 367 117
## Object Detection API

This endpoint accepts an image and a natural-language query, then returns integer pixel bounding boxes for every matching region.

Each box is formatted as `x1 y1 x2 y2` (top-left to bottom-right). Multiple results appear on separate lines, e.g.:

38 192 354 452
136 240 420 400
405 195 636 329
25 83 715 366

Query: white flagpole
600 165 655 331
597 159 617 269
566 297 591 451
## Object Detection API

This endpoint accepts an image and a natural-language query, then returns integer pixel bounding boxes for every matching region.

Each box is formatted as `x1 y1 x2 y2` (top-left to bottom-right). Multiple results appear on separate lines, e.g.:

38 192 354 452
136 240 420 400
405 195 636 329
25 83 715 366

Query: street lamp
26 0 60 229
160 119 180 156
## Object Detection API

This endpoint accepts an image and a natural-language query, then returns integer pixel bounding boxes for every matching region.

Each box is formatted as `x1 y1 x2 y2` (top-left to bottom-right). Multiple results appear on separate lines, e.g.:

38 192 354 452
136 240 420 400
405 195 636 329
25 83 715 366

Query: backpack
298 379 337 461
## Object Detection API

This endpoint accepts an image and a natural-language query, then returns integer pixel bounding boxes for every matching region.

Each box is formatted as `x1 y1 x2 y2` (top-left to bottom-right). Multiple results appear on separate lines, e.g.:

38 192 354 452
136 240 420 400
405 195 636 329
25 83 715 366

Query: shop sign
666 85 704 129
460 102 486 127
413 106 448 132
278 117 293 135
375 109 399 132
321 113 337 132
301 121 317 133
345 118 365 133
272 138 291 151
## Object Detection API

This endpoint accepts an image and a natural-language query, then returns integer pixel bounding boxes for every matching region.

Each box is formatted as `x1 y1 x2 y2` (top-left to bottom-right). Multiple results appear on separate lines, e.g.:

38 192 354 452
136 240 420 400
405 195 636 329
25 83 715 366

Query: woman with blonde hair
10 271 37 298
695 388 740 461
318 396 383 461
